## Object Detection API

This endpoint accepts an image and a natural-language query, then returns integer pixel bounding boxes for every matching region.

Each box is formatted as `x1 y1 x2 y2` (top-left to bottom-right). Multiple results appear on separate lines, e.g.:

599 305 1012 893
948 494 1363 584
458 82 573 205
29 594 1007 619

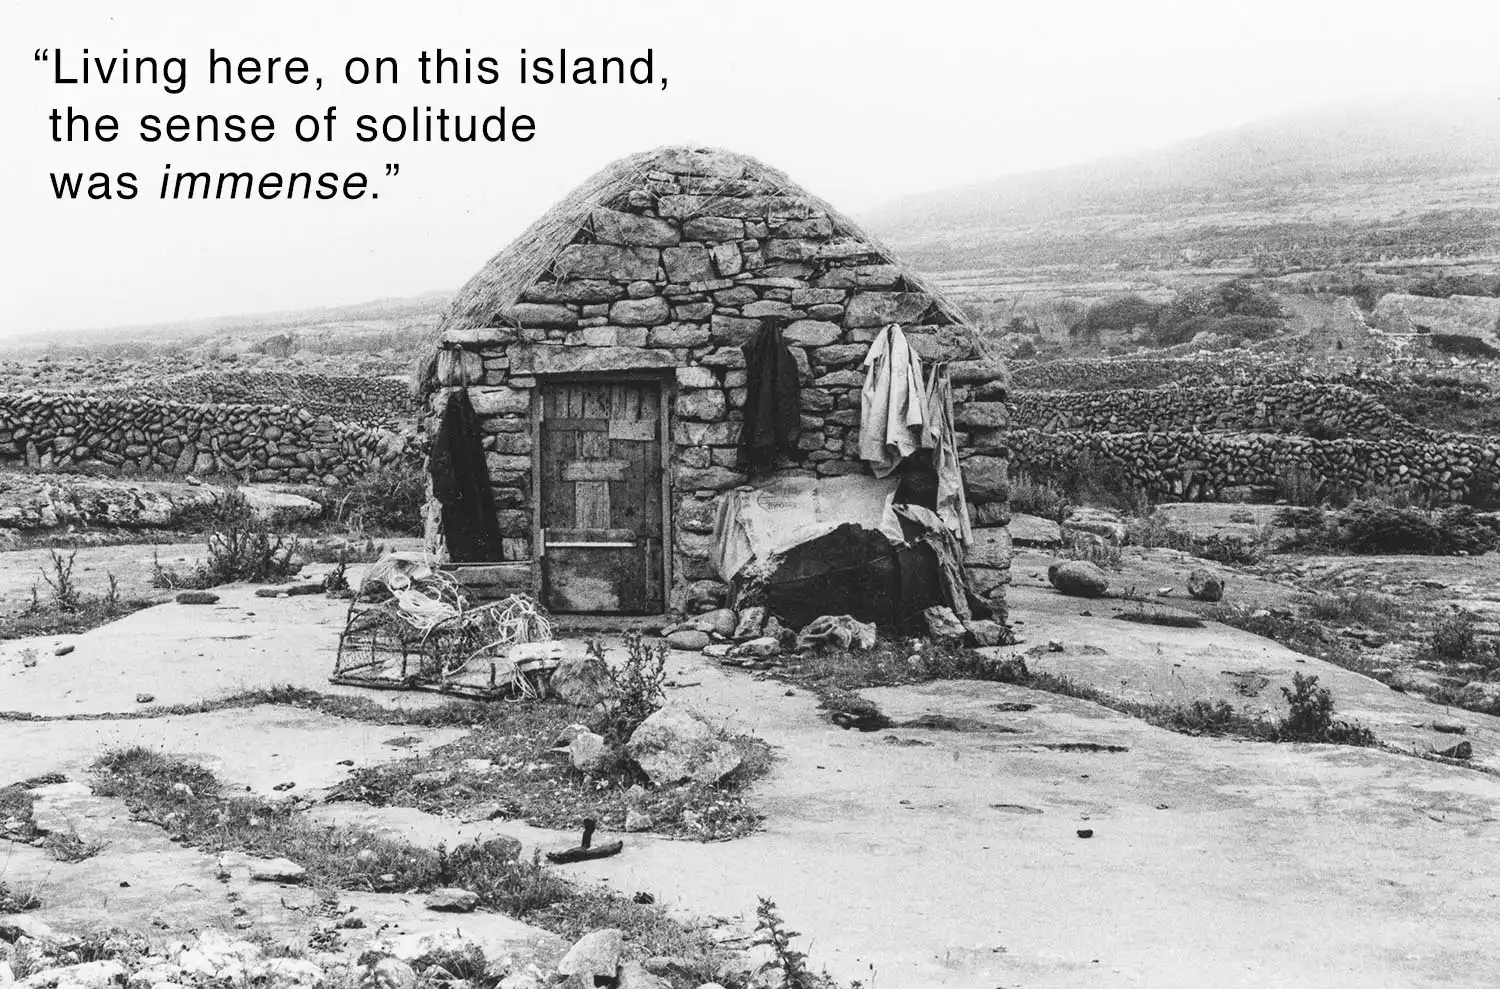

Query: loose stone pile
0 394 411 486
95 370 416 430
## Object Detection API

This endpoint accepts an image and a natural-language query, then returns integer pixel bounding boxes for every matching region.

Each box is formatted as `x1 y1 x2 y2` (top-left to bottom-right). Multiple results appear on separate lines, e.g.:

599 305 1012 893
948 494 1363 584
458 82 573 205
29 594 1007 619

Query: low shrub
152 490 301 588
331 463 426 536
1276 673 1374 746
591 631 669 745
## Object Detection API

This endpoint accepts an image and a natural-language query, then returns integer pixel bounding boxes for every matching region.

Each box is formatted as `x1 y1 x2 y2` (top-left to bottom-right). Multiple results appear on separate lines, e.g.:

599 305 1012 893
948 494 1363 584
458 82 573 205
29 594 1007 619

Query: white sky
2 0 1498 335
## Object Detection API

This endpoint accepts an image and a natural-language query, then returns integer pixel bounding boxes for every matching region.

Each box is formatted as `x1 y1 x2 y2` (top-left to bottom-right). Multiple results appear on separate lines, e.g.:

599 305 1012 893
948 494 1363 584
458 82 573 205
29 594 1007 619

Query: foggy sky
3 0 1498 336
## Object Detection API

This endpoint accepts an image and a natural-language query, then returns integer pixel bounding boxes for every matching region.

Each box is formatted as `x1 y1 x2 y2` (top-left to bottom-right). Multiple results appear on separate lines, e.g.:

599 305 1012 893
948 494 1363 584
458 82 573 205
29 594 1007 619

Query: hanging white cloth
858 324 927 478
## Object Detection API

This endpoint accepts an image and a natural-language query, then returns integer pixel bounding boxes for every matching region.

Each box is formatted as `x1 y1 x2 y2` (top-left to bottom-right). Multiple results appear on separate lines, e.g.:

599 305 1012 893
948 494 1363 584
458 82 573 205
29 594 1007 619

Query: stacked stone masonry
94 370 415 430
1011 381 1434 440
1007 428 1500 504
430 148 1011 613
0 393 410 485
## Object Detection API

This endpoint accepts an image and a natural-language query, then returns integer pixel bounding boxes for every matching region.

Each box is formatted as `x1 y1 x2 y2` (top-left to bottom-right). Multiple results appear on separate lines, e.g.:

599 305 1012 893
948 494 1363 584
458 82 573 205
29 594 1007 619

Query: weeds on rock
43 826 108 863
151 490 300 588
0 879 43 912
90 748 752 981
1418 611 1498 672
1 560 147 641
753 897 846 989
1276 673 1374 745
592 631 669 744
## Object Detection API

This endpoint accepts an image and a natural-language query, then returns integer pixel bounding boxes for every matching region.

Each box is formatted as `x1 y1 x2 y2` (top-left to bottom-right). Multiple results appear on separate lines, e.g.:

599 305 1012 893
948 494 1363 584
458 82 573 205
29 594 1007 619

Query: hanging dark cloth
737 318 801 470
430 389 505 562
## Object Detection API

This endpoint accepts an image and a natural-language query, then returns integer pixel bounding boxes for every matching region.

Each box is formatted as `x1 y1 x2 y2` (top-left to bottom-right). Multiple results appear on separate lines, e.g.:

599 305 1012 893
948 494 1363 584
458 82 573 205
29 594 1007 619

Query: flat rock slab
0 706 466 796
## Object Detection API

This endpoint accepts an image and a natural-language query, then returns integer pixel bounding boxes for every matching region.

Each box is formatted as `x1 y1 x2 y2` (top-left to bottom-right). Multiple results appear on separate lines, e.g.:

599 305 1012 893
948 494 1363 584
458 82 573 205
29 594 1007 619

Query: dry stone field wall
1008 428 1500 504
1011 381 1435 440
430 147 1012 613
1002 351 1500 504
97 370 417 430
0 393 411 484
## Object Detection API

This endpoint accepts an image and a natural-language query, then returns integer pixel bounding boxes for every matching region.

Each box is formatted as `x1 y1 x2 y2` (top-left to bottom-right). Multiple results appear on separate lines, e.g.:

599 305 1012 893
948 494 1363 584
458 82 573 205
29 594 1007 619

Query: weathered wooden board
539 378 664 613
562 459 630 482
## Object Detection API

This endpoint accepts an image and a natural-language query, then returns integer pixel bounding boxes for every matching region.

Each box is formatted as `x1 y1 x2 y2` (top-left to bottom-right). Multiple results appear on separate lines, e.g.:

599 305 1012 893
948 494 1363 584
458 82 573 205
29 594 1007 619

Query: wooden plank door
539 379 664 613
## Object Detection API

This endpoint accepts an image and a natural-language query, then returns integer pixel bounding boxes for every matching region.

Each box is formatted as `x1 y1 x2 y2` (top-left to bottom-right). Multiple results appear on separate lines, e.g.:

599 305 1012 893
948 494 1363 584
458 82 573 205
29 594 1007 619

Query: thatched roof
428 144 974 341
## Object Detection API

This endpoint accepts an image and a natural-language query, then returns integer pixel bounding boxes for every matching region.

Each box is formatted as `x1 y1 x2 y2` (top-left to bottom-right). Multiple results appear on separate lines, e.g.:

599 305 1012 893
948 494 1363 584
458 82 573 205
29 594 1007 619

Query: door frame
529 371 673 614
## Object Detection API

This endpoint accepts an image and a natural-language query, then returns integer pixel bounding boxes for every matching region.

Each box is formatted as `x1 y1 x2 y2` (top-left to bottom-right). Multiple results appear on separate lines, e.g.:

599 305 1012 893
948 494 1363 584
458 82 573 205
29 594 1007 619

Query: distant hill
0 291 451 359
865 95 1500 272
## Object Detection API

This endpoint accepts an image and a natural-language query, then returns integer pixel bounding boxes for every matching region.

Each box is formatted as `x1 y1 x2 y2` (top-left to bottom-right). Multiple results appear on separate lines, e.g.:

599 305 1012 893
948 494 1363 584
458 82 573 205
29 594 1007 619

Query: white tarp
710 474 904 581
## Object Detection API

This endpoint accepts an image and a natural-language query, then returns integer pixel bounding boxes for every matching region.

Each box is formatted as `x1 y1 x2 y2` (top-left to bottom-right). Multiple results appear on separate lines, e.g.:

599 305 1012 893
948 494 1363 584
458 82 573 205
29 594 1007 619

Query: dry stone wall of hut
1008 428 1500 504
429 150 1011 614
0 393 410 484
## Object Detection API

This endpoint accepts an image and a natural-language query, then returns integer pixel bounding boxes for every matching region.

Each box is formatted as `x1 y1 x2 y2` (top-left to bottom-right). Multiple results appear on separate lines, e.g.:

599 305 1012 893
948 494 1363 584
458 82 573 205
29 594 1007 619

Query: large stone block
682 216 746 241
674 464 747 491
555 244 660 281
610 297 671 326
648 323 711 347
676 388 727 421
468 387 532 416
964 526 1012 569
510 303 577 328
783 320 841 347
507 344 676 375
658 195 815 220
590 209 679 247
743 300 797 319
956 402 1008 429
675 366 717 389
663 245 714 283
844 292 932 328
815 265 903 289
963 455 1010 504
769 216 835 238
710 315 761 346
710 242 744 278
811 343 868 366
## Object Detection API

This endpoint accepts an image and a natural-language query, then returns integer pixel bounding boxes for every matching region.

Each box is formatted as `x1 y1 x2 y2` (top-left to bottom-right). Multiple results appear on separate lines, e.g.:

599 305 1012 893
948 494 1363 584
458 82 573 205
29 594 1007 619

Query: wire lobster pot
332 555 561 700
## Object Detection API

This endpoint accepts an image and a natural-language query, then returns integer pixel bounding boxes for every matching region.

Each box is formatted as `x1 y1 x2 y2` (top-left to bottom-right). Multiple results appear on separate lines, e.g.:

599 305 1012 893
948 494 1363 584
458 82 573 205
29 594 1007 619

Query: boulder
963 619 1010 647
248 857 305 882
794 614 877 652
699 608 738 638
1063 507 1127 546
363 958 417 989
1187 568 1224 602
236 487 322 525
568 730 609 773
664 629 711 652
627 705 743 785
16 960 125 989
1008 513 1063 548
1454 681 1500 715
732 606 766 640
728 636 781 659
1047 561 1108 598
923 606 967 644
550 654 616 708
556 930 624 986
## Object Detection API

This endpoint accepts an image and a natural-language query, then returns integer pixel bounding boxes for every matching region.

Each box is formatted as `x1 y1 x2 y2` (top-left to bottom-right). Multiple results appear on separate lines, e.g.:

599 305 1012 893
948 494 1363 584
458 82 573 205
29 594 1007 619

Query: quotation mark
35 49 50 62
384 164 400 176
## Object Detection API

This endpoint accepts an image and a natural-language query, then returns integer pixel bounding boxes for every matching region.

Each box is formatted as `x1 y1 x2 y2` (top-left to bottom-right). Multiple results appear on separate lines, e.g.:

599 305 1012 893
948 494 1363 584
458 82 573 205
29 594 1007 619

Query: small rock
664 629 711 652
963 619 1009 647
568 730 609 773
175 590 220 605
1077 829 1094 839
1433 740 1473 760
424 888 479 913
248 857 306 882
261 958 323 987
1432 719 1467 734
732 606 766 640
922 605 967 644
615 961 672 989
1187 568 1224 603
624 806 654 832
698 608 738 638
702 644 732 659
627 705 743 785
1047 561 1108 598
556 929 624 986
728 636 780 659
1046 640 1064 653
54 644 74 657
364 957 417 989
549 653 617 708
136 693 155 704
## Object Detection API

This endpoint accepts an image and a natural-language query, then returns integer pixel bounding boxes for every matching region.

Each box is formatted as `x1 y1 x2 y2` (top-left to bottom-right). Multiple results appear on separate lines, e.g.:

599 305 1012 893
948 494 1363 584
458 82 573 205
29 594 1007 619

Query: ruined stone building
418 146 1011 622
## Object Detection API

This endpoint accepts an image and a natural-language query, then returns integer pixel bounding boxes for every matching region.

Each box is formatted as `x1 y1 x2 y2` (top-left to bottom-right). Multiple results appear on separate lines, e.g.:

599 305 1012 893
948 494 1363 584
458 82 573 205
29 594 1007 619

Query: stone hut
418 145 1011 620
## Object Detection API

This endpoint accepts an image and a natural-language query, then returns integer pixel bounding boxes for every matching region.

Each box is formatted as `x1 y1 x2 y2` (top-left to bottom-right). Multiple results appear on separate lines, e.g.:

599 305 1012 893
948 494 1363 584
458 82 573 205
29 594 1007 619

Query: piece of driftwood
545 818 623 864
